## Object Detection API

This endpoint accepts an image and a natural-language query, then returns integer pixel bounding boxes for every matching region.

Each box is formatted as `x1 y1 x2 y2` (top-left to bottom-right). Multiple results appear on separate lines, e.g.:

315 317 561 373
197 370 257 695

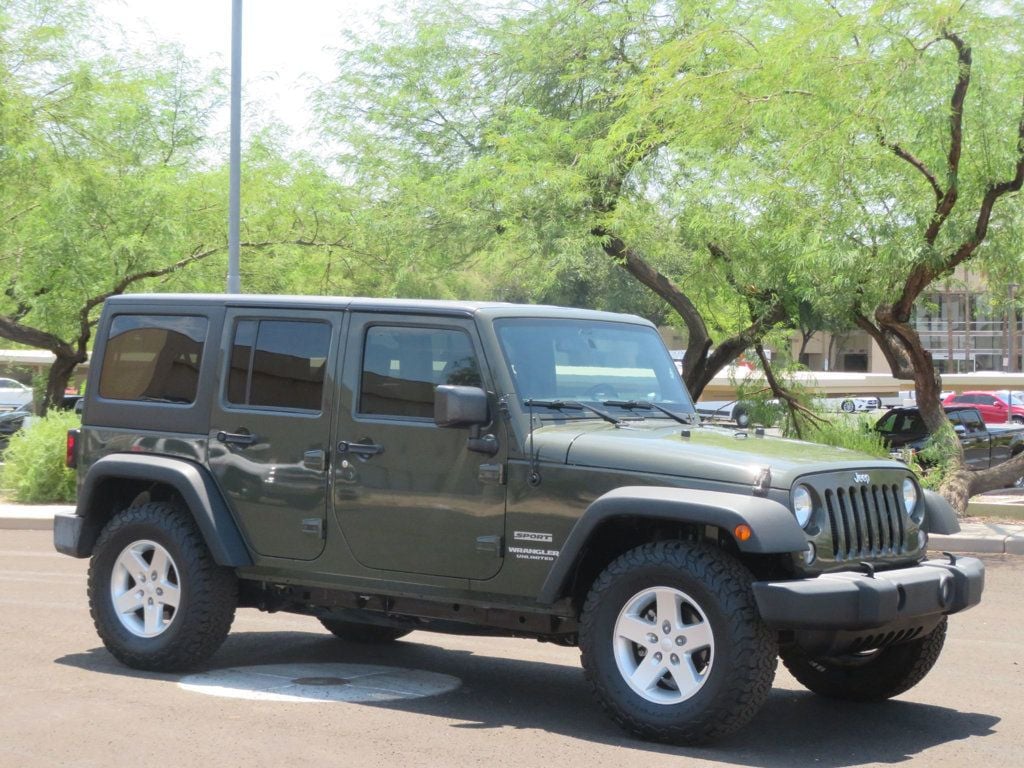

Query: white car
819 395 882 414
0 378 32 412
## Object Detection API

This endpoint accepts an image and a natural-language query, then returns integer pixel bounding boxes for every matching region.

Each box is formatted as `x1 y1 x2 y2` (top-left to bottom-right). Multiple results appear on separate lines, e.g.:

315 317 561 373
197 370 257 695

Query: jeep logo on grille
853 472 871 485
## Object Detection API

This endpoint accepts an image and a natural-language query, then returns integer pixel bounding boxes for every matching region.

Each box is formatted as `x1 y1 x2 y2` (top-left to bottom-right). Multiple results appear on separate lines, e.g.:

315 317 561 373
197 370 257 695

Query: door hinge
475 535 503 556
478 463 505 485
301 518 324 539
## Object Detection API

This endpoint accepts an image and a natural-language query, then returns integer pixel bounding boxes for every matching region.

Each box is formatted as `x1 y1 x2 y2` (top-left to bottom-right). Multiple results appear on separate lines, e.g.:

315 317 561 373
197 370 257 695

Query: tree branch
878 134 943 201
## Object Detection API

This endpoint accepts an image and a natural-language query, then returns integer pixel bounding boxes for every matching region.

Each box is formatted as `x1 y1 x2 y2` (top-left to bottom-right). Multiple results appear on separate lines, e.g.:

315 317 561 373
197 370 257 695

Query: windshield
996 390 1024 406
494 318 696 415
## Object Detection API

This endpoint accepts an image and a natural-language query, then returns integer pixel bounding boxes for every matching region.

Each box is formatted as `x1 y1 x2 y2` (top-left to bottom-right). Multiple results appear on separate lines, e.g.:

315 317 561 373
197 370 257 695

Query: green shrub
796 413 891 459
903 420 960 491
0 411 79 503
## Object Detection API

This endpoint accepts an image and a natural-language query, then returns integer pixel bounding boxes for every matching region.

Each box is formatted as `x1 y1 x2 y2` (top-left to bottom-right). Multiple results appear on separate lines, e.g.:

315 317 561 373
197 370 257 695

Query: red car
942 391 1024 424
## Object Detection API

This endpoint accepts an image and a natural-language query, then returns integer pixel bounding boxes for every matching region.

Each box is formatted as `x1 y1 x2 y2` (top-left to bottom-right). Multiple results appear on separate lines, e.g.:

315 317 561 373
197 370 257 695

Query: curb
928 533 1024 556
0 505 74 532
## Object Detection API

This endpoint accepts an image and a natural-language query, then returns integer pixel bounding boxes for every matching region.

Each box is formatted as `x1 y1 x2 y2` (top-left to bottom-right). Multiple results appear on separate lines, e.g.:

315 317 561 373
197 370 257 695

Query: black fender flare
921 489 960 535
71 454 252 567
537 486 806 605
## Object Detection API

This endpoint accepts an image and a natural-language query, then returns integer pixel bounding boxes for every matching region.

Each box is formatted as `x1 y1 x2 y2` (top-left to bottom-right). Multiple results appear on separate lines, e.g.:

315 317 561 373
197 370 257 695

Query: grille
823 483 908 560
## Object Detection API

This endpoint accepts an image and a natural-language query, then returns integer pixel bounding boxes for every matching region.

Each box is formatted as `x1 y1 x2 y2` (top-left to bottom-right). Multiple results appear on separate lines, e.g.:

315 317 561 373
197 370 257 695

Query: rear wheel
319 617 411 644
88 502 237 671
579 542 776 744
780 618 947 701
841 399 856 413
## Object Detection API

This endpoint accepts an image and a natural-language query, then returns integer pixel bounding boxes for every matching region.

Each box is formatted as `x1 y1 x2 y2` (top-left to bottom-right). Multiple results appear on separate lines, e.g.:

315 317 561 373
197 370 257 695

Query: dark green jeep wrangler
55 295 983 744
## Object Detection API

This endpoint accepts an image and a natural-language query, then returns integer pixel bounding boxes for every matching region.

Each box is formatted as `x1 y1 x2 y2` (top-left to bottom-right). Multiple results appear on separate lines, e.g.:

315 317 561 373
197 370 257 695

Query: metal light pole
1010 283 1020 373
227 0 242 293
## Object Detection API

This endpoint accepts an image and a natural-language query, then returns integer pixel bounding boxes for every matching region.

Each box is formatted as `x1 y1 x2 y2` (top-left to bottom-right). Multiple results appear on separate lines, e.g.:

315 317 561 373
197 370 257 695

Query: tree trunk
40 350 86 417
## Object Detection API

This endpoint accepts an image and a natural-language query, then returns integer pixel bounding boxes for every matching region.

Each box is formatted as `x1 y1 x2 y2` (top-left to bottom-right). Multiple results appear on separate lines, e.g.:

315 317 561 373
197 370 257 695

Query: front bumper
753 556 984 632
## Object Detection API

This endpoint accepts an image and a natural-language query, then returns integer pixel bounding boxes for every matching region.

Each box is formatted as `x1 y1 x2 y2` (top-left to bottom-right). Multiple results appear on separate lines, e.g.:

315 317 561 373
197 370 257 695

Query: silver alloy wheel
612 586 715 705
110 539 181 638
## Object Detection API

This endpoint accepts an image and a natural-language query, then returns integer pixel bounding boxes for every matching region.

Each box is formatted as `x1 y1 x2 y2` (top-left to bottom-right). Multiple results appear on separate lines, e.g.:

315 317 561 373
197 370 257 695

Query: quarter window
360 326 481 418
226 319 331 411
98 315 207 403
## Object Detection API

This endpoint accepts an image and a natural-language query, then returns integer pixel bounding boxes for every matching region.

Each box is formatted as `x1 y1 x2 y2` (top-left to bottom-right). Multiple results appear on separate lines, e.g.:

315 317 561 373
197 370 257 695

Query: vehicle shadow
56 630 999 766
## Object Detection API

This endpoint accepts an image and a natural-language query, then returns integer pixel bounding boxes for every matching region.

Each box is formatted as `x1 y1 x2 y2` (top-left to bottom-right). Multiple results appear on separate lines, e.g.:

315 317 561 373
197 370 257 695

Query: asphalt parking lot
1 529 1021 768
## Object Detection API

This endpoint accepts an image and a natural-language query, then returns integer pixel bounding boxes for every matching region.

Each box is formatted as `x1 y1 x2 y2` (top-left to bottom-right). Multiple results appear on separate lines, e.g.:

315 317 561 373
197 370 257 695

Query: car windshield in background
494 318 695 415
995 390 1024 407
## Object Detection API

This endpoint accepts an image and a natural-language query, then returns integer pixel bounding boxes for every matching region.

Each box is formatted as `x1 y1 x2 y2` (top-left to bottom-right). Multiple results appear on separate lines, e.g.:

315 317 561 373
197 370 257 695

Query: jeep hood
531 421 905 489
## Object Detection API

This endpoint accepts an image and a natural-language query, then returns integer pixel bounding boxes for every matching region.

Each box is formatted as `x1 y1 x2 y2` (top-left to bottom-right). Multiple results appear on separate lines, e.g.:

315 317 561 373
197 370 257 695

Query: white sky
98 1 391 151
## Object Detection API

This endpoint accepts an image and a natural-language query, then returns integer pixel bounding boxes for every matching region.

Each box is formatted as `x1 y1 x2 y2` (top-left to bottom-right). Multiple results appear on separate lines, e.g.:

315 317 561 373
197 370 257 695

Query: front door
333 313 506 580
208 309 343 561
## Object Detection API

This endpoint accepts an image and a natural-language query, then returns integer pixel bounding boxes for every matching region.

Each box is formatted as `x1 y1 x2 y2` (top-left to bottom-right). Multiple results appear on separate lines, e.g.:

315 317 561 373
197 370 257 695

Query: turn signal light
734 524 752 542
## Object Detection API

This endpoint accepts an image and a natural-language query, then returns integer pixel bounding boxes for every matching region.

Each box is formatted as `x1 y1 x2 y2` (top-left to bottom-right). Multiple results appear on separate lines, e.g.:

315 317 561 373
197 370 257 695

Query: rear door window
98 315 208 403
226 319 331 411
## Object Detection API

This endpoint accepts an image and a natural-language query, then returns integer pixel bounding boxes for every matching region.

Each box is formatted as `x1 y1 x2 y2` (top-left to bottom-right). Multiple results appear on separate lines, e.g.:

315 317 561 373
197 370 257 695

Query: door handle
338 440 385 457
216 430 258 447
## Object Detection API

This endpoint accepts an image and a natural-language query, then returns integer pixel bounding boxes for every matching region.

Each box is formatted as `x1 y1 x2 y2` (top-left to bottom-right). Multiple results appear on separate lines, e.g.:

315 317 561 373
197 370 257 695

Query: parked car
942 391 1024 424
819 395 882 413
0 378 32 413
53 293 981 745
875 405 1024 485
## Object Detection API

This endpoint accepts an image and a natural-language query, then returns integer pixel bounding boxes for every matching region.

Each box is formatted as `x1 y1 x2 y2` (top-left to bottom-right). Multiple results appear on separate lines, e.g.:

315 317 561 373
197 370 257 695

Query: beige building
794 269 1022 375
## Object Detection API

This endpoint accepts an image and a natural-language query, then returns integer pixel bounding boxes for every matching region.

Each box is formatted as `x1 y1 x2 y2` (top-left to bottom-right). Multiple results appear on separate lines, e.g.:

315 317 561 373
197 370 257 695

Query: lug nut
654 652 663 662
675 636 685 646
147 598 154 606
156 588 163 596
151 571 158 581
662 621 671 634
647 633 658 644
670 654 679 665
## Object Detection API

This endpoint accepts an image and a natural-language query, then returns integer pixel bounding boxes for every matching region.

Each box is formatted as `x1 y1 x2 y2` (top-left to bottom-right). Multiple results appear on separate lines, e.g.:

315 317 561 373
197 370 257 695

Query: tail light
66 428 79 469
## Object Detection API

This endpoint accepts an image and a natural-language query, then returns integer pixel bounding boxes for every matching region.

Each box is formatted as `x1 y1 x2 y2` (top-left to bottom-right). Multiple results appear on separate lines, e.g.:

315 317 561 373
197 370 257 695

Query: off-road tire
780 618 947 701
88 502 237 671
319 618 411 644
579 541 777 744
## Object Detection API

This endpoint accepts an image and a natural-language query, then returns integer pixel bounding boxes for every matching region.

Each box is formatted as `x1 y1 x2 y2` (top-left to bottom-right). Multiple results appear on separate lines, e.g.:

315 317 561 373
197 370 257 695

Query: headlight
793 485 813 528
902 477 919 515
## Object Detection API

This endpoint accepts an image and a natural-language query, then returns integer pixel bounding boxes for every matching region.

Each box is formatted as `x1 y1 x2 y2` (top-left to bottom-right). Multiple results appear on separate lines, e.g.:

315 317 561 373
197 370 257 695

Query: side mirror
434 385 489 428
953 424 966 436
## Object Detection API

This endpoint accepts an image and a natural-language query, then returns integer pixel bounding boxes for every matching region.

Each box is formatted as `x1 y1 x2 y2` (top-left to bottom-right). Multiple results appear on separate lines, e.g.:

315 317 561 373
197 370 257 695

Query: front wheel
579 542 777 744
87 502 237 671
780 618 947 701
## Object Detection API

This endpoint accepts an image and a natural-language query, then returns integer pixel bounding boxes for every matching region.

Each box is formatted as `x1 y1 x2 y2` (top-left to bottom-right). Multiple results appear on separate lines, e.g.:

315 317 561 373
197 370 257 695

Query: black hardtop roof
105 294 651 325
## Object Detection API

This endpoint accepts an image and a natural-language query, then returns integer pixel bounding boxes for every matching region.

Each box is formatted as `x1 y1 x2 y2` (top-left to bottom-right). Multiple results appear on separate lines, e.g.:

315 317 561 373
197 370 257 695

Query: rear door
208 308 343 561
332 313 506 580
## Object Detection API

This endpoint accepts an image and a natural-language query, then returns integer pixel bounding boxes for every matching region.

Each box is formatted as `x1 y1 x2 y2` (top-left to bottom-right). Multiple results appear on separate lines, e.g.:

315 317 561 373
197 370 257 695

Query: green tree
0 4 354 411
316 0 803 399
712 1 1024 508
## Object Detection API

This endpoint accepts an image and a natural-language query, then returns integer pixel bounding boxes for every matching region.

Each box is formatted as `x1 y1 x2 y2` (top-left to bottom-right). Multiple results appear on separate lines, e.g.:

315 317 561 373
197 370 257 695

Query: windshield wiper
602 399 699 426
523 399 624 426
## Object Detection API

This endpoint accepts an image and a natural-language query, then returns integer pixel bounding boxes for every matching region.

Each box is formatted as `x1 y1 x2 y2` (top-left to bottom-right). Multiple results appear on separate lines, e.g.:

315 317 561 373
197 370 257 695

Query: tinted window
960 410 985 433
99 315 207 403
226 319 330 411
360 326 481 418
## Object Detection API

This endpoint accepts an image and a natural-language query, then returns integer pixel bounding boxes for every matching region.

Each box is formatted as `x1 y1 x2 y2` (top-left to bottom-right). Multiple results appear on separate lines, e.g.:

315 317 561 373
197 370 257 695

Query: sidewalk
1 500 1022 555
